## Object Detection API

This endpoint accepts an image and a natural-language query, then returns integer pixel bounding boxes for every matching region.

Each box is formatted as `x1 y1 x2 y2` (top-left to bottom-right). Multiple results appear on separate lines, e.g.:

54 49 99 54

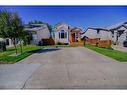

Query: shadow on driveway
34 48 61 54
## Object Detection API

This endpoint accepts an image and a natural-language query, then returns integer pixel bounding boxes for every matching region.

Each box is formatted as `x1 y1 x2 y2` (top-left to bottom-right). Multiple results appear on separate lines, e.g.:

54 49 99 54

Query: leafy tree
0 9 14 51
21 30 33 45
11 12 24 53
0 9 24 54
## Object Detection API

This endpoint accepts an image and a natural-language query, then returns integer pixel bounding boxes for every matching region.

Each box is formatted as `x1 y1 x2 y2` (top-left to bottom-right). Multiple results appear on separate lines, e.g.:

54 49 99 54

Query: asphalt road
1 47 127 89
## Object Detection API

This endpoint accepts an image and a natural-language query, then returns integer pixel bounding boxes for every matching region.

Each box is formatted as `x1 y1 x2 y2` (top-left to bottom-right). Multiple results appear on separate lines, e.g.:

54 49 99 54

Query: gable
55 23 69 32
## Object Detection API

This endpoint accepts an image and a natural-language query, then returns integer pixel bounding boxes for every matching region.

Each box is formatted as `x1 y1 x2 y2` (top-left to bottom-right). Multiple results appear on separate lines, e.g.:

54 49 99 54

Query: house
82 27 112 40
25 24 50 45
54 23 70 44
0 38 13 47
0 24 50 46
54 23 82 45
107 22 127 45
82 21 127 46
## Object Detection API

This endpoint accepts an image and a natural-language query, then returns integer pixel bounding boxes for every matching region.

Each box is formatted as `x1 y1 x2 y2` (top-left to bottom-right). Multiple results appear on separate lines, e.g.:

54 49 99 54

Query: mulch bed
0 61 15 64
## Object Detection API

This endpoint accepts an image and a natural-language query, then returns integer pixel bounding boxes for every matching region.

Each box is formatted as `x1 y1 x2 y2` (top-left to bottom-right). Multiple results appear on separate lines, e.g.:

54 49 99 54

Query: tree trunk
19 39 23 54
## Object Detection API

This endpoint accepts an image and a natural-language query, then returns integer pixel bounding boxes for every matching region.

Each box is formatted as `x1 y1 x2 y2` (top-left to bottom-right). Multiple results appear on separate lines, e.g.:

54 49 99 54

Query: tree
11 12 24 53
0 9 14 51
0 9 24 54
21 30 33 45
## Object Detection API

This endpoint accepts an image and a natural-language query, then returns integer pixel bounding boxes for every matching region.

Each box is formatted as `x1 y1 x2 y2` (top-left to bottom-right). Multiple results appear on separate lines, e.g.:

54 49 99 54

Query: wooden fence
85 38 112 48
98 40 112 48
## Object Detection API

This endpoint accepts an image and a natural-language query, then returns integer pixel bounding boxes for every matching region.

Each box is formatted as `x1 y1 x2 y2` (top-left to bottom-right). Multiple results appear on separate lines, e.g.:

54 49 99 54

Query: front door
71 33 75 42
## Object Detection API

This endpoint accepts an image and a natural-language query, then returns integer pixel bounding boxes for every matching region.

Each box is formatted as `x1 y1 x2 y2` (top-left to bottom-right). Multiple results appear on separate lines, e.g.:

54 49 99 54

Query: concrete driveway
112 45 127 52
1 47 127 89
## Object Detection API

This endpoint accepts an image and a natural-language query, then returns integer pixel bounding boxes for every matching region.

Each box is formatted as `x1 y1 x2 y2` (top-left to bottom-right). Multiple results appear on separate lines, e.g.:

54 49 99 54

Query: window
64 32 67 38
59 30 67 39
61 32 65 38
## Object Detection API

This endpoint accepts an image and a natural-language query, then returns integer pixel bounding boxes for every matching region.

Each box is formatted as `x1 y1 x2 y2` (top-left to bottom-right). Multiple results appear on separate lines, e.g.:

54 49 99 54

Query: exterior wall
36 25 50 41
111 27 127 45
112 30 117 44
85 29 99 39
117 27 127 45
54 29 69 44
6 38 13 47
26 24 50 45
30 32 38 45
118 32 126 45
99 30 112 40
0 38 13 47
85 29 112 40
54 24 69 44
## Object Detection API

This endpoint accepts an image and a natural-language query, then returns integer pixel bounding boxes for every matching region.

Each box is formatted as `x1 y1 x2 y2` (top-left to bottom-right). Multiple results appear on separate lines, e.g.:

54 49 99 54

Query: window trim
59 29 67 39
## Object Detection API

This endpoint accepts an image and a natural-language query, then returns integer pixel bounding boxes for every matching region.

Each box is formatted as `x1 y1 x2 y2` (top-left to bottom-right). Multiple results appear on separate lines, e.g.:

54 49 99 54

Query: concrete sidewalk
112 45 127 52
0 63 41 89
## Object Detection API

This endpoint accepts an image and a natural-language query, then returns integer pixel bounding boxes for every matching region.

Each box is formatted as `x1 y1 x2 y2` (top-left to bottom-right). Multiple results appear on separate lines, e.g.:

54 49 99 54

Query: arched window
59 30 67 39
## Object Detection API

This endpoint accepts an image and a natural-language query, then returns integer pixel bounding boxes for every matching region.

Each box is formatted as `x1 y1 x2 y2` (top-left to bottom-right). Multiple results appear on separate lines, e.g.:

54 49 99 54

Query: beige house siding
84 28 112 40
25 24 50 45
54 23 70 44
36 25 50 41
84 29 98 39
99 30 112 40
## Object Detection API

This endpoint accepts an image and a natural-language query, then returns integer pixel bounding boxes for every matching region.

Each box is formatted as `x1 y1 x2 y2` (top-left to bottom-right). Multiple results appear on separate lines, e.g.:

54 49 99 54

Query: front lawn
0 45 43 63
85 45 127 62
0 45 72 63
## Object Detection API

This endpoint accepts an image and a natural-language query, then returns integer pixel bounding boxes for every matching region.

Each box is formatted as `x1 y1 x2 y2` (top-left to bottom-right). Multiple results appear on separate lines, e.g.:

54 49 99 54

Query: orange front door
71 33 75 42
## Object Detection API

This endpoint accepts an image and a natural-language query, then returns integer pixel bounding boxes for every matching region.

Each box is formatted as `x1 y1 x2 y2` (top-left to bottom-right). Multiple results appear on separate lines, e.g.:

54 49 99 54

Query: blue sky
0 6 127 31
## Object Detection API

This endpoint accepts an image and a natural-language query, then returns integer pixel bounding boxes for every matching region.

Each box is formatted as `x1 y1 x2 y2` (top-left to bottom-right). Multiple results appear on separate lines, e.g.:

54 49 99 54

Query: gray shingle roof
106 21 127 30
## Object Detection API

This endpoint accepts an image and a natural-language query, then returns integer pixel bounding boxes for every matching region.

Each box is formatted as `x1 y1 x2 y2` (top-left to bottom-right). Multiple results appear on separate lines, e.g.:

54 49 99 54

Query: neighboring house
25 24 50 45
83 27 112 40
54 23 82 44
0 24 50 46
0 38 13 47
107 22 127 45
82 21 127 46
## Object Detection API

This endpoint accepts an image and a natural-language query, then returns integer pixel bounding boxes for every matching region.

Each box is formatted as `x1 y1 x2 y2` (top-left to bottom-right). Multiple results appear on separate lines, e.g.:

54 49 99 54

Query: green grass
0 44 72 63
0 45 43 63
85 45 127 62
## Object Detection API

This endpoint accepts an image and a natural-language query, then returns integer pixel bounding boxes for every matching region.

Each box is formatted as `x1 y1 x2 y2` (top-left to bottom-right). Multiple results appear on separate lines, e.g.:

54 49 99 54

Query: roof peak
55 22 69 27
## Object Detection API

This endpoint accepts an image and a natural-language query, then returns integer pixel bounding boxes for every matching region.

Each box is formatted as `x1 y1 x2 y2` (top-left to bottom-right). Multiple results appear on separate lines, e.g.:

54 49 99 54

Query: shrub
39 38 55 46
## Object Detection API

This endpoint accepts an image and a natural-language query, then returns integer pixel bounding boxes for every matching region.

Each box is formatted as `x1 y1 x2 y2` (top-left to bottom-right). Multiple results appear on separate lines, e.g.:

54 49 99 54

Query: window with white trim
59 30 67 39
